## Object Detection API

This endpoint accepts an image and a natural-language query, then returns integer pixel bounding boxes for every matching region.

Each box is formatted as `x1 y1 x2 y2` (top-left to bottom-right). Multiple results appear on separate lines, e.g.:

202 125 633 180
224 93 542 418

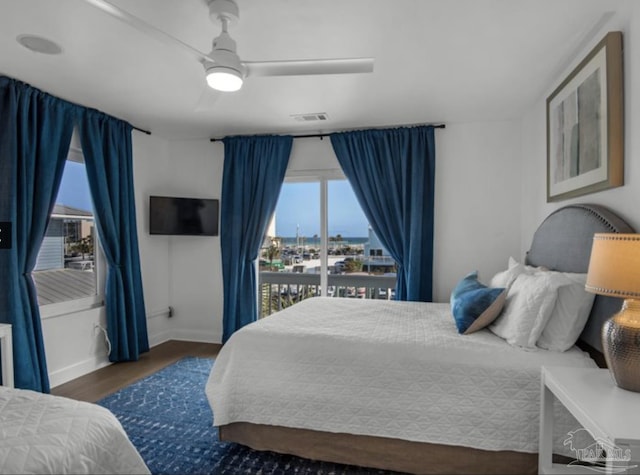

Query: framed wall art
546 31 623 202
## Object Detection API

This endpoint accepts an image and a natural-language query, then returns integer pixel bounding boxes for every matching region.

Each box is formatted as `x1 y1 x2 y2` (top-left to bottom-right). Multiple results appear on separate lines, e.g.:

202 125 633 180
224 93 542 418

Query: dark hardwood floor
51 340 220 402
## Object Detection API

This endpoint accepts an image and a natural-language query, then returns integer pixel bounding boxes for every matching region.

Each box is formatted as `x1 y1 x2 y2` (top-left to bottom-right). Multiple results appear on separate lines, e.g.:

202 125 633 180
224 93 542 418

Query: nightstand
539 366 640 474
0 323 13 387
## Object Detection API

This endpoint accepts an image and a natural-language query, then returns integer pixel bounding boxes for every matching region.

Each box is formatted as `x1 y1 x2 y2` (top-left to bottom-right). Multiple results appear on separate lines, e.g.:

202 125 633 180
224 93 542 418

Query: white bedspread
0 387 149 474
206 297 598 453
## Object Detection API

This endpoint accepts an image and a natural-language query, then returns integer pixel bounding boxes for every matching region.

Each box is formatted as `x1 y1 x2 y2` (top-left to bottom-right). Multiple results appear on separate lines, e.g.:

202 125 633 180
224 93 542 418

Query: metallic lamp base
602 300 640 393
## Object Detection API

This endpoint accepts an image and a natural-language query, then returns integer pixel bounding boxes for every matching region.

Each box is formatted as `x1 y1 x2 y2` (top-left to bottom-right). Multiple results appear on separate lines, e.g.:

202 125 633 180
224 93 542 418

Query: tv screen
149 196 219 236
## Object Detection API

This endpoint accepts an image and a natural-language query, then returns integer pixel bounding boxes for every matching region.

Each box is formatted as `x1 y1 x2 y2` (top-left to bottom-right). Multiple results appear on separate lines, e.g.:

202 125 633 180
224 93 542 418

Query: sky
56 161 93 212
56 162 369 238
275 180 369 238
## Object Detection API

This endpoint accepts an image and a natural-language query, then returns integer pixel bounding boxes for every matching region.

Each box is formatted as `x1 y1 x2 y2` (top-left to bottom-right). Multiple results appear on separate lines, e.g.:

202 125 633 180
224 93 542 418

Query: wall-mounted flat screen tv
149 196 219 236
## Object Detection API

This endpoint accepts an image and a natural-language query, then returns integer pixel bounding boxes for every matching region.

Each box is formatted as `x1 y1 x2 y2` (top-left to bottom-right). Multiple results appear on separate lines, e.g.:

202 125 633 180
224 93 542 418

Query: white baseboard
148 329 173 348
49 355 111 388
147 328 221 347
169 328 221 344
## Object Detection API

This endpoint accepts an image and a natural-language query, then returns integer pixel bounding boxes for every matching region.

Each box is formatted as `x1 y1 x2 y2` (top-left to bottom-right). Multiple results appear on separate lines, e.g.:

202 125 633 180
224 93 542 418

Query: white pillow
489 258 526 289
490 256 548 290
489 272 561 348
509 256 548 274
537 273 596 352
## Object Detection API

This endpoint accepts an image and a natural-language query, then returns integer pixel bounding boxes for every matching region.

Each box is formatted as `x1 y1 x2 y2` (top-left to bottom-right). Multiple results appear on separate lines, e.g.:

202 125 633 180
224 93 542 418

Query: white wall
286 136 343 176
520 3 640 250
433 121 522 302
162 139 224 343
42 306 108 387
133 132 173 346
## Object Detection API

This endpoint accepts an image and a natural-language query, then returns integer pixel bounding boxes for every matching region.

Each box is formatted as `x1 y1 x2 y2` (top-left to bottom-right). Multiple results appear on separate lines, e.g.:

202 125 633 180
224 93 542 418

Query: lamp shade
585 233 640 299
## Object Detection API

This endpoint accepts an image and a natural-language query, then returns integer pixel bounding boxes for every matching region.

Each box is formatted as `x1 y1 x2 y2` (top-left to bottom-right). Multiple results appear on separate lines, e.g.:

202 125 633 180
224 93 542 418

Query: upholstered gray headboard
525 204 634 357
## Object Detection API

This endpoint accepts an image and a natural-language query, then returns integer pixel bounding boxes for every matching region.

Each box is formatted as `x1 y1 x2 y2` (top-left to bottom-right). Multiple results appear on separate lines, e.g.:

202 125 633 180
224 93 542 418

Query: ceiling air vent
291 112 329 122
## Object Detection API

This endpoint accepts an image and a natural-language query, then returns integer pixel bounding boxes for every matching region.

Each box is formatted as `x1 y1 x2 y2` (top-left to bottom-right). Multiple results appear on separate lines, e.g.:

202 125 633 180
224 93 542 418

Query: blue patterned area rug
98 357 398 475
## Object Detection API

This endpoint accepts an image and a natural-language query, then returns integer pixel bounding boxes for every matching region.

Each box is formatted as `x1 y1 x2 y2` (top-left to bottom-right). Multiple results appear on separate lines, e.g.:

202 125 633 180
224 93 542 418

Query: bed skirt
219 422 544 474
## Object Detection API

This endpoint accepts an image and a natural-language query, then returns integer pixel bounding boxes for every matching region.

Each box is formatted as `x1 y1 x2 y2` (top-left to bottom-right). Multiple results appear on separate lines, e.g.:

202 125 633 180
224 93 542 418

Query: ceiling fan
84 0 374 92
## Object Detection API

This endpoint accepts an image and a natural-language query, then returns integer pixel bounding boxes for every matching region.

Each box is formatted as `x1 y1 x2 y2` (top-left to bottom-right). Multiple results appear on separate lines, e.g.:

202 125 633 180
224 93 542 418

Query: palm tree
72 236 93 260
266 242 280 269
344 259 363 273
335 234 343 253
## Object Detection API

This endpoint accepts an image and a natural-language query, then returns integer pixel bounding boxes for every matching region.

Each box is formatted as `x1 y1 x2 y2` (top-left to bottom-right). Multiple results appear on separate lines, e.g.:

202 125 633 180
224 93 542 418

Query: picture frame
546 31 624 202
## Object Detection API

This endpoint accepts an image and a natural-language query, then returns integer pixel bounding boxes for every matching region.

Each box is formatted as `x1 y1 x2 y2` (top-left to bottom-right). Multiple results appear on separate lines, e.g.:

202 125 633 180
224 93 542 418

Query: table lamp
585 233 640 392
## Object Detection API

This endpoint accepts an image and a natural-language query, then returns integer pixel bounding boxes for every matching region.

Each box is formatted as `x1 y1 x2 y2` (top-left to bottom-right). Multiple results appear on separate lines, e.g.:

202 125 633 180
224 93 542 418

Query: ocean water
279 237 368 247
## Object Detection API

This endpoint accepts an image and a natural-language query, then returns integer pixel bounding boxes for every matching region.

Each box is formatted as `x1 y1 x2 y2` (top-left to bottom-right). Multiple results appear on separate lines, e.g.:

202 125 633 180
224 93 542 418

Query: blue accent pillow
450 271 507 334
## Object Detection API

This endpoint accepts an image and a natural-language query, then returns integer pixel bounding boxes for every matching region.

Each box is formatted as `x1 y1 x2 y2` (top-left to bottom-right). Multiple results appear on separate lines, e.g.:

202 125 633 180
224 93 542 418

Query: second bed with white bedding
206 297 597 454
0 386 149 474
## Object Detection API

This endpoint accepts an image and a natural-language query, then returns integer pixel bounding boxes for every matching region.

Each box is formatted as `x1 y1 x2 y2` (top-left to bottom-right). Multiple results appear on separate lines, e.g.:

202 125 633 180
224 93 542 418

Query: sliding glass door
259 177 396 317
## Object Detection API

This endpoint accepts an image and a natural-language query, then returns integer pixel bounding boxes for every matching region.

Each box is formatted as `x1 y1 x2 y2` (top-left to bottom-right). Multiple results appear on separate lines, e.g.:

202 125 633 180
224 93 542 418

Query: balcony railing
259 271 397 318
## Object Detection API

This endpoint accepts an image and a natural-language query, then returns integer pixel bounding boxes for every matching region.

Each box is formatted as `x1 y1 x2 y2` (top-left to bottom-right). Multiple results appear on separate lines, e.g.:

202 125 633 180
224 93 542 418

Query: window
33 143 104 317
259 176 396 316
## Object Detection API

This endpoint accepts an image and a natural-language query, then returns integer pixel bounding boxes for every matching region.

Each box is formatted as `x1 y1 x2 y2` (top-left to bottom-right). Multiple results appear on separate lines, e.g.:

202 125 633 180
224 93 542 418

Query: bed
205 204 634 474
0 385 149 474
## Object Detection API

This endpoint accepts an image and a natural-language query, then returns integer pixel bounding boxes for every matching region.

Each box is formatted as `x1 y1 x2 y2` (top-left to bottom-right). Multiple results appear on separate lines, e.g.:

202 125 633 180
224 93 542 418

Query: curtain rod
132 125 151 135
209 124 446 142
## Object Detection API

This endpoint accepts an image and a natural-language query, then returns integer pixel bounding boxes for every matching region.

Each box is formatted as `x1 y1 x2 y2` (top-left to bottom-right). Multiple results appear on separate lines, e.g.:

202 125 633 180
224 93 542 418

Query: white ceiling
0 0 625 140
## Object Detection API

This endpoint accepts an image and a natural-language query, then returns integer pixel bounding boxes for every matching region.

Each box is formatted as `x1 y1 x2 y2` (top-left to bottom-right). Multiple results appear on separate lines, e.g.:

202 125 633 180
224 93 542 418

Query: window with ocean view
259 178 397 317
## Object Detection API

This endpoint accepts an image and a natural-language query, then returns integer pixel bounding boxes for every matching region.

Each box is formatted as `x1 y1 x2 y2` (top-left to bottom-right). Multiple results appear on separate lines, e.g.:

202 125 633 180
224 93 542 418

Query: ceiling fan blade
243 58 374 77
194 84 222 112
82 0 209 64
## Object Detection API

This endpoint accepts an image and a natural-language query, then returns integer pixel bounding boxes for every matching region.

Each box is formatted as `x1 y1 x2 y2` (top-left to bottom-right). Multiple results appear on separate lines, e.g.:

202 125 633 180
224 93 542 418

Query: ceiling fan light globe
206 66 243 92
